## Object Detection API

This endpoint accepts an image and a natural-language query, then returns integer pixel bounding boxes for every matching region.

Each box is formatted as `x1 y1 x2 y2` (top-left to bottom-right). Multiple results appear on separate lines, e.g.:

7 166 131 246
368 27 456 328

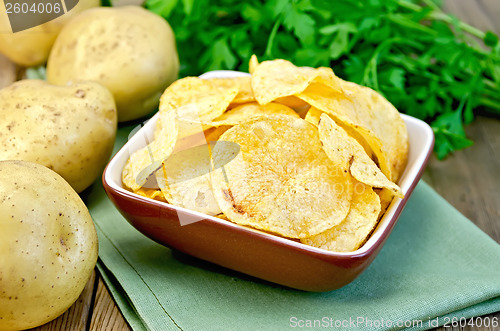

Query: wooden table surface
1 0 499 330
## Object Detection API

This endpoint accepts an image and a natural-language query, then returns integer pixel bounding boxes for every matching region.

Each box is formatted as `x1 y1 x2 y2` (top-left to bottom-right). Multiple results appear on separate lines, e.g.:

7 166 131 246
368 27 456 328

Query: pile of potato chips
122 56 409 253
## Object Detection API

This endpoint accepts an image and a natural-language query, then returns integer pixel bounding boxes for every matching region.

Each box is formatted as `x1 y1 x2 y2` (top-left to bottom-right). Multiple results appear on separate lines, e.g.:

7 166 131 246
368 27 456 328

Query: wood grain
88 275 130 331
0 0 498 330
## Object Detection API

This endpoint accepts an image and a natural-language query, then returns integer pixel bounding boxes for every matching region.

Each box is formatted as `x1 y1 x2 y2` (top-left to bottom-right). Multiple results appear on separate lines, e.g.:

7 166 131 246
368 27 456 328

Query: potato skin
0 80 117 193
0 160 98 330
0 0 99 67
47 6 180 122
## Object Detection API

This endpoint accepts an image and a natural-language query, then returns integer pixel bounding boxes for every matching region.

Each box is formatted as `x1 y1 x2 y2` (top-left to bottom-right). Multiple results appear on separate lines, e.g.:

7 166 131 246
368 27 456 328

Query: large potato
0 160 98 330
47 6 179 122
0 79 117 193
0 0 100 67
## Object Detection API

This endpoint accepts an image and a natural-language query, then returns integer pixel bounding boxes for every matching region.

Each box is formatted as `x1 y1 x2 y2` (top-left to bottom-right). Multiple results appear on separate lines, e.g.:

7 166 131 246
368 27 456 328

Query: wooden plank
28 270 97 331
423 117 500 242
89 276 131 331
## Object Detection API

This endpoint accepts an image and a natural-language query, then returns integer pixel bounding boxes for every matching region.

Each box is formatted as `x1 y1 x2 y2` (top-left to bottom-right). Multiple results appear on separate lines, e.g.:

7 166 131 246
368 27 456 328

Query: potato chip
305 107 373 158
376 188 395 219
135 187 166 202
209 76 255 105
204 125 231 143
211 102 299 126
155 143 220 215
274 96 309 110
318 114 403 198
343 81 408 181
248 54 259 74
251 59 343 105
122 111 178 191
301 182 381 252
210 116 353 238
297 81 408 182
159 76 238 123
232 76 255 104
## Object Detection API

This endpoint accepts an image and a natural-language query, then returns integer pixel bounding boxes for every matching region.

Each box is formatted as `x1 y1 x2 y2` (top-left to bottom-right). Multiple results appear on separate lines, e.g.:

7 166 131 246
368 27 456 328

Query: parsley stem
431 12 485 39
265 17 282 58
478 97 500 114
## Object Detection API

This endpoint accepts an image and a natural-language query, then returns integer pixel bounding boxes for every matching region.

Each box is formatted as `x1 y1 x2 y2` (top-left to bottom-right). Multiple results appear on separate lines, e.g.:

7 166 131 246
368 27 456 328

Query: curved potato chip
297 81 408 181
232 76 254 104
211 116 353 238
318 114 403 198
210 76 255 105
305 107 373 158
301 182 381 252
248 54 259 74
155 143 220 215
376 188 395 219
122 111 178 191
211 102 299 126
251 59 342 105
135 187 166 202
342 81 408 181
274 96 309 110
159 76 238 122
155 140 241 215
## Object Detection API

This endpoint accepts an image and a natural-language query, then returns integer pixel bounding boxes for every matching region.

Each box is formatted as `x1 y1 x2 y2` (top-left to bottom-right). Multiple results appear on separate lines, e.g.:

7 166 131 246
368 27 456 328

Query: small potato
47 6 179 122
0 80 117 193
0 160 98 330
0 0 100 67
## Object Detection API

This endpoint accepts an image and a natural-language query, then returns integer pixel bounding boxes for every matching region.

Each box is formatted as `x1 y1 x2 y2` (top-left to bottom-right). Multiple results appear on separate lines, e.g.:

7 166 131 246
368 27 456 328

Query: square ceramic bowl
103 70 434 292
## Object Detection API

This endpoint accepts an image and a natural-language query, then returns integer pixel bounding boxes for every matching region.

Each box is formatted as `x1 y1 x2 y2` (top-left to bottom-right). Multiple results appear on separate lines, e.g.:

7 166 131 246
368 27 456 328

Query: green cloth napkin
86 125 500 331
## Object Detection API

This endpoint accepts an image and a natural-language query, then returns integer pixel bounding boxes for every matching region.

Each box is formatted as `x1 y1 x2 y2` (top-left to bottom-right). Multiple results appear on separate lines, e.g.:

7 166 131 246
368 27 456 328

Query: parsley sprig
144 0 500 159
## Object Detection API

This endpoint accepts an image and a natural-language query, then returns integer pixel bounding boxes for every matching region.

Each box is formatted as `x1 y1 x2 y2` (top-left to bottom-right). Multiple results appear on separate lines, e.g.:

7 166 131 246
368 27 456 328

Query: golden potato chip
204 125 231 142
172 125 230 154
305 107 373 158
155 143 221 216
214 213 230 221
248 54 259 74
251 59 343 105
274 96 309 110
297 81 408 182
122 111 178 191
209 76 254 105
232 76 254 104
211 102 299 126
343 81 408 181
376 188 395 219
318 114 403 198
301 182 381 252
135 187 166 202
210 116 353 239
159 76 238 122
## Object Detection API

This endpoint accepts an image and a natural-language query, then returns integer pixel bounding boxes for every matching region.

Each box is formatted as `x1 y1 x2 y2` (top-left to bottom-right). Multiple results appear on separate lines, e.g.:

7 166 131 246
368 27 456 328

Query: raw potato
0 160 98 330
0 80 117 193
47 6 180 122
0 0 99 66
